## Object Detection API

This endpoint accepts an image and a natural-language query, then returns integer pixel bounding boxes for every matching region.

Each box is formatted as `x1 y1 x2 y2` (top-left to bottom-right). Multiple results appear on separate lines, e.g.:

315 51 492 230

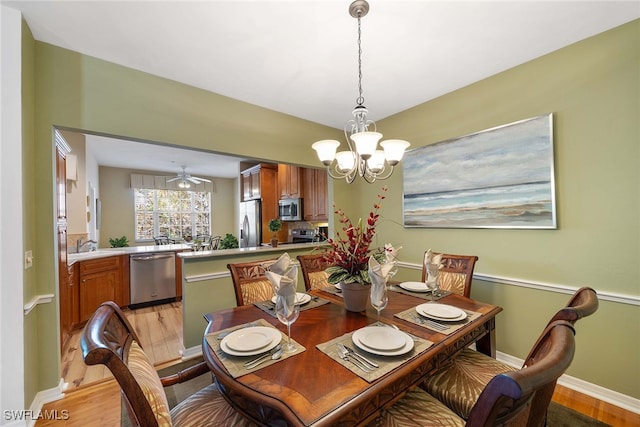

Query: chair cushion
422 348 517 419
440 271 466 296
368 387 465 427
241 279 274 305
308 271 329 290
170 383 257 427
128 341 172 427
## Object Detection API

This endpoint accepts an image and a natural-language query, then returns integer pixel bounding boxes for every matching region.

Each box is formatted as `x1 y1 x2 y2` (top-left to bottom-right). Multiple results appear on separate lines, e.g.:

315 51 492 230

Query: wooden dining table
202 288 502 426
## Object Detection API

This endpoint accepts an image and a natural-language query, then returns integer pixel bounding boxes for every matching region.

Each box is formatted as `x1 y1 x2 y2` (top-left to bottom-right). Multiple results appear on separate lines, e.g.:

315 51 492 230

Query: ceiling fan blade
191 176 211 183
166 176 182 182
186 176 210 184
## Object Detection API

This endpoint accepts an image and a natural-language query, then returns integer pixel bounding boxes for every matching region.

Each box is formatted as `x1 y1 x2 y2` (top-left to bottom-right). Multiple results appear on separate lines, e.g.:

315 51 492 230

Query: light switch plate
24 250 33 269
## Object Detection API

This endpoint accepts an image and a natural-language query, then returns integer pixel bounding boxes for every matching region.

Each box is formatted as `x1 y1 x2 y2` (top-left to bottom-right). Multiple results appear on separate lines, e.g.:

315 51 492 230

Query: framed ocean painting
402 114 556 229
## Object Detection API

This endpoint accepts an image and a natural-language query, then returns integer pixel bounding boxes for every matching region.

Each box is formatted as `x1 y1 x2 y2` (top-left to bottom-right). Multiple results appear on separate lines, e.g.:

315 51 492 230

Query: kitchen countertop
67 242 327 265
67 244 191 265
177 241 327 260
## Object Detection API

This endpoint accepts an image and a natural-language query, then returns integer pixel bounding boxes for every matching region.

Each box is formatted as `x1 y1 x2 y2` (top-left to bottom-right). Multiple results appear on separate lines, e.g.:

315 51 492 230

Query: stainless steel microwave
279 198 303 221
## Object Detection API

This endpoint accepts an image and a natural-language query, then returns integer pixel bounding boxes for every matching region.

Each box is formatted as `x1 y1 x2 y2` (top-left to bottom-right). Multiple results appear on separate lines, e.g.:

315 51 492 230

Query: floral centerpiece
323 186 389 286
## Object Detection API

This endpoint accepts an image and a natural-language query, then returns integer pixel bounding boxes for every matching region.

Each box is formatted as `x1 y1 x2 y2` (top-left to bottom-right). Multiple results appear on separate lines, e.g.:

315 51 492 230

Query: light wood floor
38 302 638 426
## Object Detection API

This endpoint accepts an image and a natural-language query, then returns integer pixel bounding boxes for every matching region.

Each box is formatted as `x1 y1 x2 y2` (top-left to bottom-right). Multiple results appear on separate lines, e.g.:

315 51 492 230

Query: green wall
29 41 339 401
339 20 640 397
23 18 639 405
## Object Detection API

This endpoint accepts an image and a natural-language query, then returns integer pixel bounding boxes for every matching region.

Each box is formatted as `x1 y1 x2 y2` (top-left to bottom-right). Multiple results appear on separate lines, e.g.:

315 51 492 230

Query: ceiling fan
166 166 211 188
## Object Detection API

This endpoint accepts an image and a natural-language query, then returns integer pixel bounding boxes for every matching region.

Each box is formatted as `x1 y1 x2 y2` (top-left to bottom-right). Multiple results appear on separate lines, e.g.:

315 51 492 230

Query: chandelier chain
311 0 410 184
356 16 364 106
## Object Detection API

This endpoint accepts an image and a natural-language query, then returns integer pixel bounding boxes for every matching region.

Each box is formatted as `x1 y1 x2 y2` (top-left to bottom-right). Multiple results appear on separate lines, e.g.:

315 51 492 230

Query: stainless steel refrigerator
239 200 262 248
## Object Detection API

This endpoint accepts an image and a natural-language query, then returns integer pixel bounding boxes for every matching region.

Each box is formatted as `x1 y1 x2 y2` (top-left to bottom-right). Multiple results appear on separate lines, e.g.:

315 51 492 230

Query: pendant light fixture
312 0 410 183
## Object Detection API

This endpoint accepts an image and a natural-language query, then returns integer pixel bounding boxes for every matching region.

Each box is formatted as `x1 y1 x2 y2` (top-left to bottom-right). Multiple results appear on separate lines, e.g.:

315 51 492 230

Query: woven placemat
394 306 481 335
204 318 305 378
389 285 451 301
253 296 330 317
316 327 433 383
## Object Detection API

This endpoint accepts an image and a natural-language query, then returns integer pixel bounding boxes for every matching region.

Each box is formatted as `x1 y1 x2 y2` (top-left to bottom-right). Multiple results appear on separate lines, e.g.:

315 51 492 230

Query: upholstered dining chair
297 254 331 291
81 301 256 427
421 252 479 298
370 320 576 427
227 258 279 306
421 287 598 422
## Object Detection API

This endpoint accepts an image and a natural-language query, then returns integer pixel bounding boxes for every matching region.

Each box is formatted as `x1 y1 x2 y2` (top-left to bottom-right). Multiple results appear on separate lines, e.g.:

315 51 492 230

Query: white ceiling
5 0 639 178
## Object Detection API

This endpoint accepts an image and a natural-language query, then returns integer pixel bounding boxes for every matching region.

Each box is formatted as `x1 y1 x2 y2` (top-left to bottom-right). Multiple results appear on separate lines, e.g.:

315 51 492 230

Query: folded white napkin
265 252 297 301
424 249 443 288
368 256 387 303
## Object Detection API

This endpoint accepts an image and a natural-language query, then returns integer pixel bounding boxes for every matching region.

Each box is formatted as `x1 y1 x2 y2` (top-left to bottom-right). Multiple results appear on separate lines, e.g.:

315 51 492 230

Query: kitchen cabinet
241 164 277 201
60 261 79 348
303 168 329 221
278 164 302 199
78 255 129 323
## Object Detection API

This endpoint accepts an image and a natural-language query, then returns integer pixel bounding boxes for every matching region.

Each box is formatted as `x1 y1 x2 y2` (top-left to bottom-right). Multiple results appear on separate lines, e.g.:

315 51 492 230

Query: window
134 189 211 241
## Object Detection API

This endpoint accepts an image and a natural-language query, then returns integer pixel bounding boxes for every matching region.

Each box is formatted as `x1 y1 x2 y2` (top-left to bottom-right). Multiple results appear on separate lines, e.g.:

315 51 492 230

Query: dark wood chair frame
226 258 279 306
464 320 576 427
420 252 479 298
296 253 331 291
80 301 210 426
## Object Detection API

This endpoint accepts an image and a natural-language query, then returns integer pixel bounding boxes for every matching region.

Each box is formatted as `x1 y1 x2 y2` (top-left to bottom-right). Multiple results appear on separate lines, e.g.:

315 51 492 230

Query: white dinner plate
352 326 406 351
221 327 281 356
399 281 430 293
416 303 467 322
271 292 311 306
352 327 414 356
224 326 278 352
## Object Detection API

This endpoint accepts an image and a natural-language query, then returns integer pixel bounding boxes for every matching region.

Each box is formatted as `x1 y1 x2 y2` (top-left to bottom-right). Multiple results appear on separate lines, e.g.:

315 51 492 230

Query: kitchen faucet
77 238 98 253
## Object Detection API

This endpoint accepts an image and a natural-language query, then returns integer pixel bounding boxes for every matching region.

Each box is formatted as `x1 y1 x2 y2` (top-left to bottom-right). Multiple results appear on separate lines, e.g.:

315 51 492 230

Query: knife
343 345 379 368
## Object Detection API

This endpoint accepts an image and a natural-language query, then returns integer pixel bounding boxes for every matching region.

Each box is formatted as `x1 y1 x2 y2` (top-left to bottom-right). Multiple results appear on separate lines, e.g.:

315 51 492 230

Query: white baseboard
496 351 640 414
181 345 203 360
24 378 66 427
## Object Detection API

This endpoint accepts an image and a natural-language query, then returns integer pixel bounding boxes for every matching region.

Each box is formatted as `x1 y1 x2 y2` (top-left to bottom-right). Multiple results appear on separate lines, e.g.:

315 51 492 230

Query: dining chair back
227 258 279 306
153 236 170 245
420 252 478 297
80 301 255 427
210 235 221 250
297 254 331 291
548 286 599 325
374 321 576 427
422 286 599 423
196 234 211 249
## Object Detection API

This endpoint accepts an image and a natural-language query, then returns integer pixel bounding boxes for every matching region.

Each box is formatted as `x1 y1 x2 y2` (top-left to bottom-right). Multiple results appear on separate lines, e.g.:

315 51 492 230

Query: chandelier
312 0 410 184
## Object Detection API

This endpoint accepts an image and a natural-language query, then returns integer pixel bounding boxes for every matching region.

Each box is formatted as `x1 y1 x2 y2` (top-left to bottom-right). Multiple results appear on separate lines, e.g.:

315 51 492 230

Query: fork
414 315 448 331
339 343 379 369
336 344 371 373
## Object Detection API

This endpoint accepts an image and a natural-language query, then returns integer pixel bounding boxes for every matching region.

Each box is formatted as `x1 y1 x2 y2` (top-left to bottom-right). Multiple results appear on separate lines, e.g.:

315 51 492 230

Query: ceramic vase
340 281 370 312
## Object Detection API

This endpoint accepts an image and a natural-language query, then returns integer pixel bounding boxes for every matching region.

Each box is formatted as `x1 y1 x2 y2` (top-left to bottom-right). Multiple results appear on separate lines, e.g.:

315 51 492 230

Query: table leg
475 317 496 358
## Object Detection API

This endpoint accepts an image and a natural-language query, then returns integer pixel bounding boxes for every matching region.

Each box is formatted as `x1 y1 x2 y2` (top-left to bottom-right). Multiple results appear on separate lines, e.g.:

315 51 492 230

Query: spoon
245 346 283 369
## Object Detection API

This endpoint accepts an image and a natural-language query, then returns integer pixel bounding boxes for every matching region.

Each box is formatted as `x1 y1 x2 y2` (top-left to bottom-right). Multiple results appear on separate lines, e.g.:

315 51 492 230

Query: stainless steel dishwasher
130 252 176 308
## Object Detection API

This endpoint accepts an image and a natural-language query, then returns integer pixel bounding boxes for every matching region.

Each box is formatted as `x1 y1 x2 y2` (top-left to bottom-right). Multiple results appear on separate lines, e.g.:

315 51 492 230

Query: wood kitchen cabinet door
278 164 302 199
79 269 120 322
78 256 126 322
303 168 328 221
60 258 79 348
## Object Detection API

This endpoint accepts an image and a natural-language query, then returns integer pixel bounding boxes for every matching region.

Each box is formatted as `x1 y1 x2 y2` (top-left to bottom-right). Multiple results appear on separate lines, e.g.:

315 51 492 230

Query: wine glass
425 265 439 303
370 281 388 326
275 294 300 353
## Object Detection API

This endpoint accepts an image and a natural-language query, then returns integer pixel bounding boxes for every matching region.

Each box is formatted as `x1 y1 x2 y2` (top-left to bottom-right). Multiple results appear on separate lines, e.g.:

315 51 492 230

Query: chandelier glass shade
312 0 410 184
